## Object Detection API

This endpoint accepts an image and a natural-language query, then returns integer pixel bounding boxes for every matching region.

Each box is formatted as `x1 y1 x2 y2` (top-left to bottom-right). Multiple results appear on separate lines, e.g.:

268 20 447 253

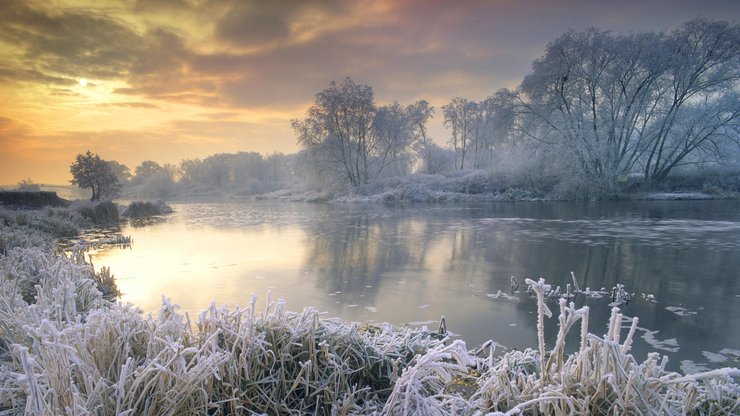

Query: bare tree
294 77 390 187
442 97 474 171
642 19 740 182
373 102 416 176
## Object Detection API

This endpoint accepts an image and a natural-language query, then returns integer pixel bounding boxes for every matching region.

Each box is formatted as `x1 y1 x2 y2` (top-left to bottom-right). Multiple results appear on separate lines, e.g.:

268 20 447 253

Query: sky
1 0 738 184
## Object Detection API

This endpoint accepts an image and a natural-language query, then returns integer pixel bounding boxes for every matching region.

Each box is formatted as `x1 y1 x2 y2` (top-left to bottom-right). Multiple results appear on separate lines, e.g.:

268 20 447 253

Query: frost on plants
0 222 738 415
122 201 173 219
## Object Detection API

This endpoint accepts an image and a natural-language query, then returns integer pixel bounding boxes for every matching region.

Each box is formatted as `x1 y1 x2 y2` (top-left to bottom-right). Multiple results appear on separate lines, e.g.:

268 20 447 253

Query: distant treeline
89 18 739 200
120 152 296 198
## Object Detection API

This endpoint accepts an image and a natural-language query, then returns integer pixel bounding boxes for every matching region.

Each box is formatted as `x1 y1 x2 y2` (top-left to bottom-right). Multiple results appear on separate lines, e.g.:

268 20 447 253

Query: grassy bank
254 170 740 204
0 214 737 414
0 191 69 209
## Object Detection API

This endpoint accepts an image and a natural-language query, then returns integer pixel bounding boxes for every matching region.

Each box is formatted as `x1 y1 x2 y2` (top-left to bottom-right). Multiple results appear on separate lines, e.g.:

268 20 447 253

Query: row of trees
442 97 512 171
294 18 738 194
70 19 736 200
69 151 296 200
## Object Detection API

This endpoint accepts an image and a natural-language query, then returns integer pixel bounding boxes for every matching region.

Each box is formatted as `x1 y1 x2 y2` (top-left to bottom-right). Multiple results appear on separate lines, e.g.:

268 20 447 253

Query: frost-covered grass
0 224 737 415
121 201 173 219
1 206 82 238
1 200 172 242
1 201 123 240
319 171 544 203
74 200 120 224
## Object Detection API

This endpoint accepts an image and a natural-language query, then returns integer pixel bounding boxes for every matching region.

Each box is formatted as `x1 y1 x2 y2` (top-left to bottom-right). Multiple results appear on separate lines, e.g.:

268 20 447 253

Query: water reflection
90 200 740 371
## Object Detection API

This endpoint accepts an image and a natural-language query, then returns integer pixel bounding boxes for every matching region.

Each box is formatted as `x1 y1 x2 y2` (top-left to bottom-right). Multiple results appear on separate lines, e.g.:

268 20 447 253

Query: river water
90 199 740 372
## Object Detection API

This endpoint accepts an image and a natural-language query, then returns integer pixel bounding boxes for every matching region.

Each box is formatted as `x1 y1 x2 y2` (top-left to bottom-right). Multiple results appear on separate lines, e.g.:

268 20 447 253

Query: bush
16 178 40 192
75 200 120 224
0 225 51 255
122 201 173 219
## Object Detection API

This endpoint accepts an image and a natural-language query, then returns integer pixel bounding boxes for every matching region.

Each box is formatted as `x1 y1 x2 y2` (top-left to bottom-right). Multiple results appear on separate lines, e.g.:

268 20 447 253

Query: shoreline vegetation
0 202 738 414
2 172 738 208
255 170 738 204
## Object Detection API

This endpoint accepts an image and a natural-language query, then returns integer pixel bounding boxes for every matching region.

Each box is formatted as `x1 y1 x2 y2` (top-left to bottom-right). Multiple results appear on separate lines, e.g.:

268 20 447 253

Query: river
90 199 740 372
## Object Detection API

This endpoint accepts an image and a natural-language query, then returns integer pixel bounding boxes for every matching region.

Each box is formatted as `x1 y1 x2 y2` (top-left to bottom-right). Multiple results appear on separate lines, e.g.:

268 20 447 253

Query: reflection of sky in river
90 200 740 372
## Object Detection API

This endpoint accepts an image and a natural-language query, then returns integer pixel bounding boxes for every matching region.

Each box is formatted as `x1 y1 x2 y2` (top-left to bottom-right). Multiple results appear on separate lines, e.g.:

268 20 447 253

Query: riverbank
173 170 740 203
0 207 738 414
0 190 69 209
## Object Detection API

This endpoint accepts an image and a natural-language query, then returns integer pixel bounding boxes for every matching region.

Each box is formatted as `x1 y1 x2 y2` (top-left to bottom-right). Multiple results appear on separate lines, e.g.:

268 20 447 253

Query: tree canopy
500 18 739 192
293 77 436 187
70 151 121 201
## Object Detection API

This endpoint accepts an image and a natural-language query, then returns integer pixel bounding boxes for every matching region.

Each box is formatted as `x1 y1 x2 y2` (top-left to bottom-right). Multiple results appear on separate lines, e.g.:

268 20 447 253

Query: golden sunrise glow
0 0 734 185
92 223 307 313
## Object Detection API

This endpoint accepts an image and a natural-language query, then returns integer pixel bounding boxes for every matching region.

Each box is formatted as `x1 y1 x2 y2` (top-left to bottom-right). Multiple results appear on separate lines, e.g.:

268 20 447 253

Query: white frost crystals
0 221 738 415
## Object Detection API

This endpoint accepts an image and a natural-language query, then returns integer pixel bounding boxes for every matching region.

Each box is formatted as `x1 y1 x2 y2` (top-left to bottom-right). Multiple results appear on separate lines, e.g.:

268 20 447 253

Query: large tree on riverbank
503 18 739 191
292 77 426 187
293 78 377 187
70 151 121 201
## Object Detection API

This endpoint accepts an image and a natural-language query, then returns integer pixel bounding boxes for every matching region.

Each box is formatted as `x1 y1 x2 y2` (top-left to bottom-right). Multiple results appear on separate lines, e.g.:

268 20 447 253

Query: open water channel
90 199 740 372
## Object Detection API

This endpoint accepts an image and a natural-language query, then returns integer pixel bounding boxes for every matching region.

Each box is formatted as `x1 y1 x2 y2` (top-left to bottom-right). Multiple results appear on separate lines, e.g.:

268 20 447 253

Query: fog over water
91 199 740 372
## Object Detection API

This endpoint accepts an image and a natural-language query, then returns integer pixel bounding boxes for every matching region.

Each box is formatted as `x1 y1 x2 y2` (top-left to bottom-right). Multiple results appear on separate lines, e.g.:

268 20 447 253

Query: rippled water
90 199 740 372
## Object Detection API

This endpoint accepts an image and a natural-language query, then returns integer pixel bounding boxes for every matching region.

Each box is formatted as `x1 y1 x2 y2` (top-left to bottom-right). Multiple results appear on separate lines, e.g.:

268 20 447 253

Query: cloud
213 0 349 47
214 2 291 46
0 3 144 81
98 102 160 109
1 0 737 184
197 111 241 120
0 116 31 139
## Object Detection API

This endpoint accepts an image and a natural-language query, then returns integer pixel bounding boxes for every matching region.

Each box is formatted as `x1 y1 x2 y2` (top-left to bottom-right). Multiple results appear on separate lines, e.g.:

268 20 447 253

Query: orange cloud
0 0 736 184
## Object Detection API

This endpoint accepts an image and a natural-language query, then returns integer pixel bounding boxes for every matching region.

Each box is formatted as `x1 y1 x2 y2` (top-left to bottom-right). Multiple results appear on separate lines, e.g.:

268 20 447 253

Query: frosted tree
407 100 434 145
414 138 454 174
107 160 131 185
443 97 499 170
508 18 739 191
642 19 740 182
471 97 497 169
293 78 424 186
293 77 377 186
132 160 176 197
442 97 474 171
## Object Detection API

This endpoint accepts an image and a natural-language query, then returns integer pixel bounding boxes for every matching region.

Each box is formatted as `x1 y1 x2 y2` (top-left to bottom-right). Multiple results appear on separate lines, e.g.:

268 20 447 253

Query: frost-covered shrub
464 282 740 415
31 207 82 237
0 208 30 227
0 293 444 415
440 170 494 194
0 226 51 256
0 248 111 311
381 341 474 415
2 206 104 238
500 188 538 201
74 200 120 224
122 201 173 219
